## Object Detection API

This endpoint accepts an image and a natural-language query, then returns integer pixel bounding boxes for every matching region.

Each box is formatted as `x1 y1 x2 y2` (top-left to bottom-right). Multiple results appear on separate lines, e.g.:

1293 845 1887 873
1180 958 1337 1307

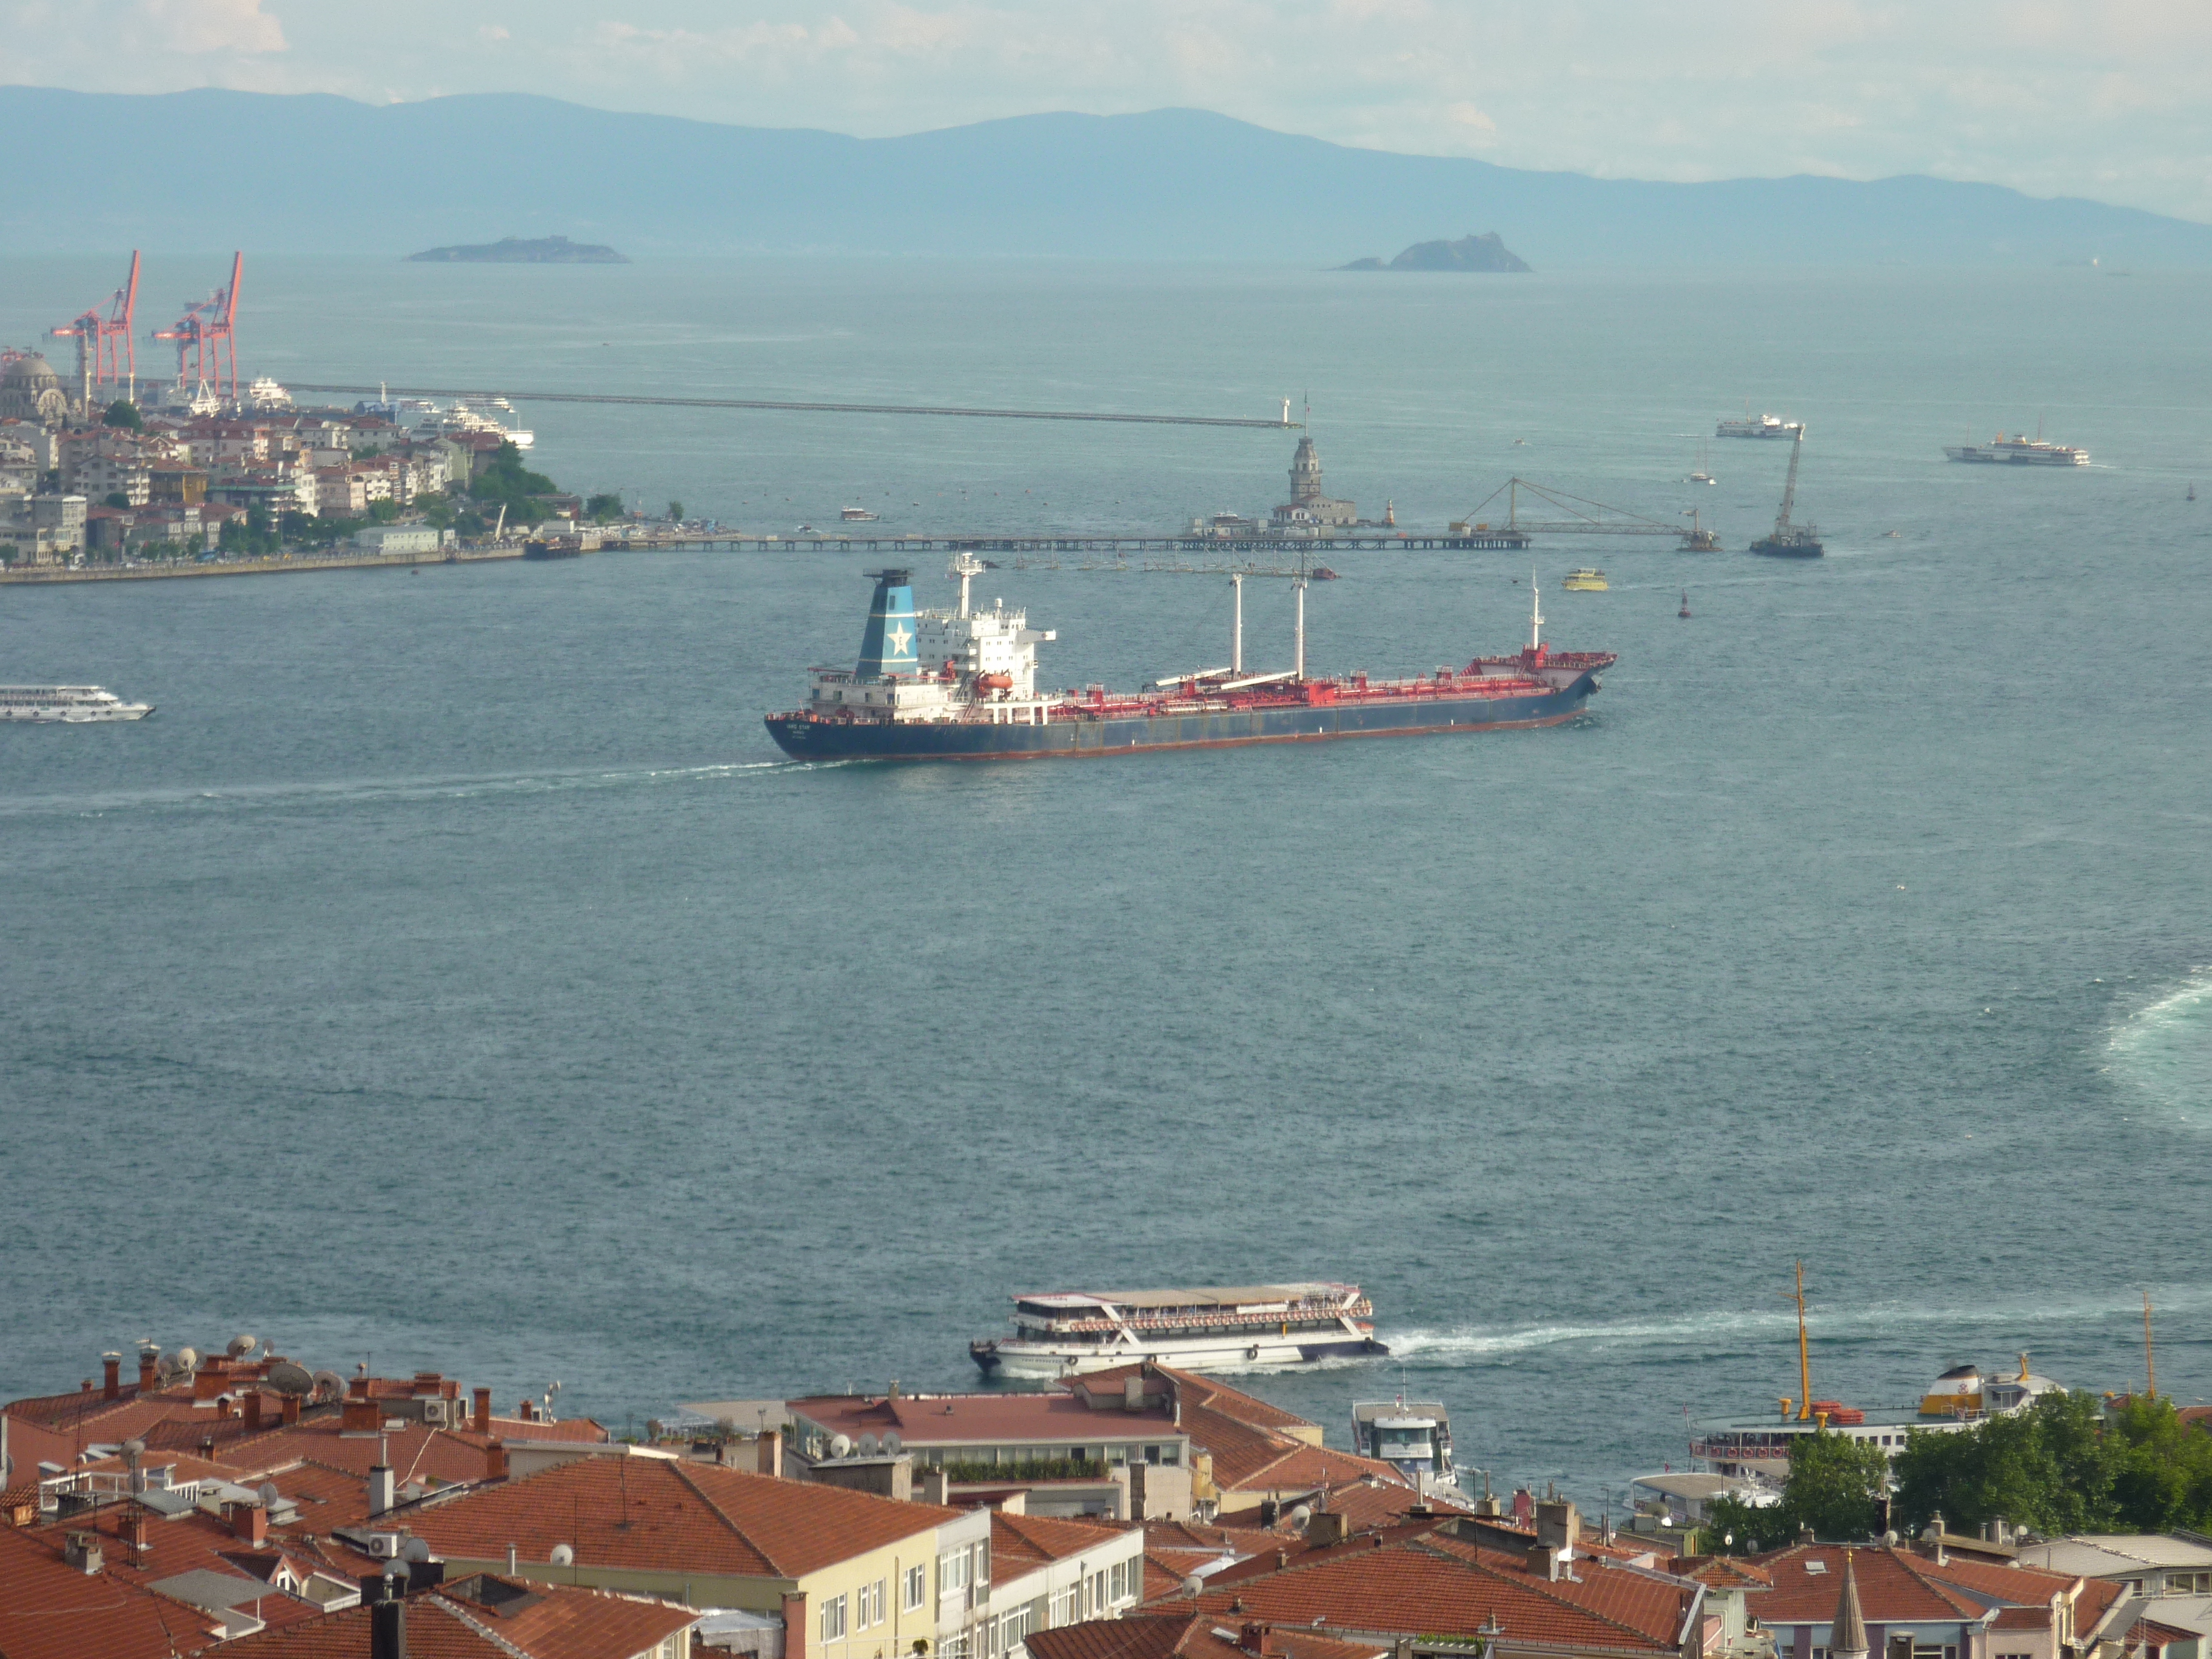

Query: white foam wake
2105 968 2212 1123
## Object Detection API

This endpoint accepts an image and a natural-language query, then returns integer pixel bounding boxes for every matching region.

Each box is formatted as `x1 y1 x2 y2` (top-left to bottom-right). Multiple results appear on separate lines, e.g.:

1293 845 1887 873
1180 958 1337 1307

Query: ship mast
1794 1261 1812 1421
1774 429 1804 537
948 549 984 619
1230 572 1244 674
1529 571 1544 652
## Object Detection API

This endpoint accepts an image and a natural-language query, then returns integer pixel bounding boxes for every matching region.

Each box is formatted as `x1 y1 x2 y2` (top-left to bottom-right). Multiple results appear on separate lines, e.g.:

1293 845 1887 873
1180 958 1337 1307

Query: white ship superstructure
801 554 1059 732
970 1283 1386 1378
1717 412 1802 439
1 685 154 722
1944 432 2088 465
1351 1398 1458 1493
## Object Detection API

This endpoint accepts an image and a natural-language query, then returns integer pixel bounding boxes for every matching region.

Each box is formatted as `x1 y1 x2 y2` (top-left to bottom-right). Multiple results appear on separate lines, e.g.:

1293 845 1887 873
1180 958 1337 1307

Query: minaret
1830 1552 1869 1659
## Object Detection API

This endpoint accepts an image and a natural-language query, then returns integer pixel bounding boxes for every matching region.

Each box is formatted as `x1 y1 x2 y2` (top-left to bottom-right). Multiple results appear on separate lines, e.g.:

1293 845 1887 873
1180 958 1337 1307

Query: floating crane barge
765 555 1615 762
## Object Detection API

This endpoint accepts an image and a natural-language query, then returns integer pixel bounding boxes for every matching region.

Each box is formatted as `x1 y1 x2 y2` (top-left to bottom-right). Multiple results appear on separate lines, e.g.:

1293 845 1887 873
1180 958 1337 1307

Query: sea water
2 256 2210 1496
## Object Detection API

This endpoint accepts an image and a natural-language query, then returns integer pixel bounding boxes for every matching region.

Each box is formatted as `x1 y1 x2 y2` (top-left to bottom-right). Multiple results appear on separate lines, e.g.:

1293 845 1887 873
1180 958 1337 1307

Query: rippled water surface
3 256 2210 1492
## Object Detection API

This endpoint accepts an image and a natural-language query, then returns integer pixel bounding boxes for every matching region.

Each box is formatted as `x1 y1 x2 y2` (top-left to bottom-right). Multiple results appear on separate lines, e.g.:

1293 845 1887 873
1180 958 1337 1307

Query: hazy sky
10 0 2210 221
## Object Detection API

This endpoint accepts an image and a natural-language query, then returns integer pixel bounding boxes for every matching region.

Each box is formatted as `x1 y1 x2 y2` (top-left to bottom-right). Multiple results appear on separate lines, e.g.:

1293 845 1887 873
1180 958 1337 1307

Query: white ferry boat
1 685 154 722
1717 412 1802 440
1943 432 2088 466
970 1283 1386 1378
1351 1397 1458 1493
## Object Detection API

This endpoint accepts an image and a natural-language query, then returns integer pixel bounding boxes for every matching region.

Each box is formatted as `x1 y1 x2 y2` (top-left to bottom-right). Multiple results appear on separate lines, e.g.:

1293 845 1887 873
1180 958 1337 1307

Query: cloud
139 0 286 53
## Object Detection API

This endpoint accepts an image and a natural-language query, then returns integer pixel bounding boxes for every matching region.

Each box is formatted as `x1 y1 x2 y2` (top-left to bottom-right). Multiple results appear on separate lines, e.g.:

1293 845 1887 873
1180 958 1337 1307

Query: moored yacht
970 1284 1387 1378
1 685 154 722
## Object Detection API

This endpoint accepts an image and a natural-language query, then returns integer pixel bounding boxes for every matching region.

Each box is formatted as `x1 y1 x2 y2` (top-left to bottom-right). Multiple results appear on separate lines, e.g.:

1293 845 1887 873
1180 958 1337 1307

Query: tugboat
765 557 1614 762
1352 1397 1459 1493
1750 429 1823 557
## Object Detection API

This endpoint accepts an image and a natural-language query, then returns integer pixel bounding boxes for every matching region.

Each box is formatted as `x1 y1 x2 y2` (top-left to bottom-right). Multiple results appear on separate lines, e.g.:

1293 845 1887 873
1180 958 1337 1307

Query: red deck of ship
1048 648 1614 723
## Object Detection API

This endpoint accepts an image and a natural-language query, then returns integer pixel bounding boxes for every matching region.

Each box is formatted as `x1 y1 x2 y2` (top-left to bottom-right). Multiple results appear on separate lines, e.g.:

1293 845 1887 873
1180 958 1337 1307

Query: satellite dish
267 1362 314 1398
857 1433 880 1456
123 1439 147 1463
1182 1575 1204 1598
309 1370 345 1404
828 1433 853 1460
402 1538 432 1563
259 1482 281 1507
882 1432 903 1454
549 1544 575 1567
228 1335 258 1359
174 1347 201 1373
1288 1505 1312 1529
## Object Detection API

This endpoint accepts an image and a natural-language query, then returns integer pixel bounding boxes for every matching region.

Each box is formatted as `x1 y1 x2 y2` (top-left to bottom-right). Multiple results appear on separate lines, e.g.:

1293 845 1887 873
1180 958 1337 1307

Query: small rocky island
406 235 629 264
1339 232 1530 272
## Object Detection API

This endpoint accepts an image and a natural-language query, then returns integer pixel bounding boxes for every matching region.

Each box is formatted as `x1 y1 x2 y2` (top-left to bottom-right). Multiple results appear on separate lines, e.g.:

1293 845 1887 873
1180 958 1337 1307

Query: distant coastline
406 235 628 264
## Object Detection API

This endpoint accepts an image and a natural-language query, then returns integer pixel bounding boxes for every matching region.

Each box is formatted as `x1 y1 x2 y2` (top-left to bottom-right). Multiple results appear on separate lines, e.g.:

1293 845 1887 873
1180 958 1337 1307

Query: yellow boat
1562 568 1608 591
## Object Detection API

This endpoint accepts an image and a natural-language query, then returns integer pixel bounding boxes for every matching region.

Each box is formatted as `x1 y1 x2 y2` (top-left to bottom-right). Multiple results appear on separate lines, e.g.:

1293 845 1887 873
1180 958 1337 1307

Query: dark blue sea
4 256 2210 1498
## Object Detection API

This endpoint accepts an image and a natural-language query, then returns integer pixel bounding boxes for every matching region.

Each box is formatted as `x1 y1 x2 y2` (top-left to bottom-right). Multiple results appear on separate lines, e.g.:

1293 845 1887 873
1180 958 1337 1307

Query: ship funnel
857 569 919 679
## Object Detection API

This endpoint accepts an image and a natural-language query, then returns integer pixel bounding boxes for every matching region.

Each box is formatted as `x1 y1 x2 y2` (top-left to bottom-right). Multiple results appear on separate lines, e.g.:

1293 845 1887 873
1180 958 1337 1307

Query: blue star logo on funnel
856 569 920 676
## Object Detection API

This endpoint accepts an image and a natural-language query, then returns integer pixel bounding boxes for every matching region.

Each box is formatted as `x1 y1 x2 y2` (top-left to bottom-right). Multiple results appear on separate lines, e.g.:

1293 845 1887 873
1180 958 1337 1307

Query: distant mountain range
406 235 628 264
7 86 2210 267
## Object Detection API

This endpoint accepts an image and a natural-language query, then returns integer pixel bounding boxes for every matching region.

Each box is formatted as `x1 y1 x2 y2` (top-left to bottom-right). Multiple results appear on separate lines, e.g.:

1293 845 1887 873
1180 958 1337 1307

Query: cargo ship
764 555 1615 762
1718 412 1801 440
970 1284 1386 1377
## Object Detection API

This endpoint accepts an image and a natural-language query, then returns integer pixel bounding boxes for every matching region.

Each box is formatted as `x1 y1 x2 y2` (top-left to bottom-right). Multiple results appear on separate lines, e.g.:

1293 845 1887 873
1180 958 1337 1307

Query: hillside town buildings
5 1339 2210 1659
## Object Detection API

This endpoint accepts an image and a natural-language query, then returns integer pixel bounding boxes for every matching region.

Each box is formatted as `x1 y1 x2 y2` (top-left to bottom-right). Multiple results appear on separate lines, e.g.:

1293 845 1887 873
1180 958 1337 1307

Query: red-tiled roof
0 1524 223 1659
202 1580 696 1658
1744 1546 1986 1623
1992 1606 2055 1629
995 1510 1139 1569
1030 1612 1386 1659
1181 1537 1689 1652
1680 1556 1774 1589
398 1455 954 1580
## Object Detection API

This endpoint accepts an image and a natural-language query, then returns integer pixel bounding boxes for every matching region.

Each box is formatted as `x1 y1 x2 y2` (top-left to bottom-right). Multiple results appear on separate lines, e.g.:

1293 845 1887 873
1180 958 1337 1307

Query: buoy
1679 590 1691 619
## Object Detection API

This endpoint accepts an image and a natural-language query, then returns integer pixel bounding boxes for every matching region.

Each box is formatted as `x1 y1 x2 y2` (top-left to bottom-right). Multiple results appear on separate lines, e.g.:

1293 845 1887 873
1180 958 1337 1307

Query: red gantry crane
51 249 141 409
153 252 244 405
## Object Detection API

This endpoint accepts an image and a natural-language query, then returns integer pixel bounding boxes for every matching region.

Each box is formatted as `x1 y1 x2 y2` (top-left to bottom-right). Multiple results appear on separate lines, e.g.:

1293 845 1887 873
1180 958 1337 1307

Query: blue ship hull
766 679 1597 762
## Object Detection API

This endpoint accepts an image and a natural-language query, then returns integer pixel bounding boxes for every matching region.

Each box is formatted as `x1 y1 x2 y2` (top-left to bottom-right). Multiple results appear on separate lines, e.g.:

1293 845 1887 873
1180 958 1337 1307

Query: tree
2106 1397 2212 1530
102 400 141 430
1703 1429 1891 1551
467 441 558 517
666 499 683 521
586 492 623 523
1891 1391 2122 1537
104 492 130 509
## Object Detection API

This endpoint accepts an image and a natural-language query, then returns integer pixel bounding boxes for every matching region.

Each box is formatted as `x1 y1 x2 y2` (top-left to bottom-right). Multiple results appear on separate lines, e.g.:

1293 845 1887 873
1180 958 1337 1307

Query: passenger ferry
970 1284 1387 1378
1943 432 2088 466
1 685 153 722
1561 568 1608 591
1351 1398 1458 1493
1717 413 1802 440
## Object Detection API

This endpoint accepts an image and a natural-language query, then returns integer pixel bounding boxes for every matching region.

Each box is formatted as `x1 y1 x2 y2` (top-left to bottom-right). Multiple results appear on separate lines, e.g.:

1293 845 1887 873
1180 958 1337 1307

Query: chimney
369 1577 408 1659
473 1388 491 1435
783 1592 808 1659
370 1441 395 1517
1307 1512 1349 1547
138 1347 159 1392
102 1353 122 1401
756 1432 783 1479
484 1440 508 1483
1535 1500 1580 1557
1530 1543 1563 1581
1241 1624 1267 1654
920 1469 950 1506
233 1501 267 1547
281 1393 301 1426
125 1505 150 1556
64 1531 104 1574
343 1399 382 1432
1124 1376 1144 1412
243 1392 263 1433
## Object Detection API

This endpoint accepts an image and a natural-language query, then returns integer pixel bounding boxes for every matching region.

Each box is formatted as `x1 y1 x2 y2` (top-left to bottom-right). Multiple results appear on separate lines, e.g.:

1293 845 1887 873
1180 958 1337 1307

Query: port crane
50 250 140 407
153 252 244 404
1458 476 1709 546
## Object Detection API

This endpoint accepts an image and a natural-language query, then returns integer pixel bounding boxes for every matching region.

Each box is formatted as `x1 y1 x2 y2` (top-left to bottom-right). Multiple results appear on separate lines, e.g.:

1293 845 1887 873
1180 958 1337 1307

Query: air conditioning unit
421 1401 450 1426
366 1533 404 1560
